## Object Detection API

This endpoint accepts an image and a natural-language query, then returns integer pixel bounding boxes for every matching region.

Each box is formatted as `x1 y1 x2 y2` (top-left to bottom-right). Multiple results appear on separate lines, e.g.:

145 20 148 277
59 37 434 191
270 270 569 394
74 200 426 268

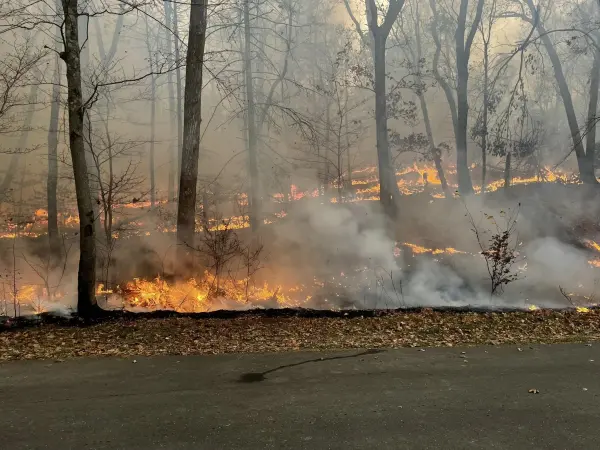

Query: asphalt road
1 343 599 449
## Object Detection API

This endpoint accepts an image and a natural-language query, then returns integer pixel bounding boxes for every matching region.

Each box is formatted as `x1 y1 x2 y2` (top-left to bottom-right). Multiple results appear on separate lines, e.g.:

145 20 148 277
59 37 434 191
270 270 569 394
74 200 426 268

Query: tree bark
243 0 261 230
454 0 484 195
428 0 458 137
61 0 97 317
164 0 177 201
150 73 156 208
47 47 61 257
173 2 184 191
585 42 600 177
144 15 157 209
345 0 404 217
481 38 490 194
176 0 208 270
76 5 101 240
373 34 398 217
413 8 449 196
345 61 353 194
324 94 331 195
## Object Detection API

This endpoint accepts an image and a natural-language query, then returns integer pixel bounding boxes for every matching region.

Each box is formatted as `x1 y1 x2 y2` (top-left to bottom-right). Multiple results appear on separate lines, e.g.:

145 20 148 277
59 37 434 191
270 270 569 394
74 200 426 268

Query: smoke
273 200 493 309
268 188 600 311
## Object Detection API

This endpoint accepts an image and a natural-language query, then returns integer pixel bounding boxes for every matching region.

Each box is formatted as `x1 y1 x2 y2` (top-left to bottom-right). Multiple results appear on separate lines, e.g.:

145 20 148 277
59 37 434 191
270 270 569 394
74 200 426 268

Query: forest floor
1 308 600 361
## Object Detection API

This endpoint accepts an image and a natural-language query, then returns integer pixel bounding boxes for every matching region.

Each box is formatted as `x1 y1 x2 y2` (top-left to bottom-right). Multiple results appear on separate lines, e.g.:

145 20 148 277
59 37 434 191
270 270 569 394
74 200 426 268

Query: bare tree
429 0 484 195
60 0 98 317
177 0 208 273
393 1 450 197
344 0 405 218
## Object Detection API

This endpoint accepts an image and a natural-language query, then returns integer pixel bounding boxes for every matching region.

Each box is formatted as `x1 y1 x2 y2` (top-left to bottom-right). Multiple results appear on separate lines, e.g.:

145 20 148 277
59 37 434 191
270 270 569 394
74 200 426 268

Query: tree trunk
48 50 61 257
61 0 98 317
373 34 399 218
455 48 474 195
173 2 184 191
453 0 484 194
413 6 449 197
428 0 458 145
164 0 177 201
176 0 208 270
149 76 156 208
145 16 157 209
418 93 449 196
324 99 331 195
585 44 600 177
76 6 101 239
345 85 352 194
243 0 261 230
481 40 489 194
525 0 597 183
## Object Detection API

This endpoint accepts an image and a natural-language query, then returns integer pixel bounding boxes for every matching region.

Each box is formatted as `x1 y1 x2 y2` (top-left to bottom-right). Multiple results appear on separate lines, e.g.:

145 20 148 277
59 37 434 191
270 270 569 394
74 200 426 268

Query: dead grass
1 308 600 361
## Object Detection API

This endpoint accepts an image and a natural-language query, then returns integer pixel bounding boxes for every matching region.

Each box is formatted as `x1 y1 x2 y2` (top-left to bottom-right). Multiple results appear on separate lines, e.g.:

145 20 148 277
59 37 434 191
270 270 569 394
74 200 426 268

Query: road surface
1 343 599 449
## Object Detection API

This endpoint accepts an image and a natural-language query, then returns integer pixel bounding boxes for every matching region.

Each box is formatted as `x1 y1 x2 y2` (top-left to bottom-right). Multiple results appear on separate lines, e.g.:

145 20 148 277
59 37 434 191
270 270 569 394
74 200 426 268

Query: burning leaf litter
2 308 600 361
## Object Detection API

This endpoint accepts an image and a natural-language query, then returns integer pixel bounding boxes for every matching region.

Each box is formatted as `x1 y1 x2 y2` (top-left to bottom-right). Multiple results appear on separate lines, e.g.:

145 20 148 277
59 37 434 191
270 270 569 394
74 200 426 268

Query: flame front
118 272 304 312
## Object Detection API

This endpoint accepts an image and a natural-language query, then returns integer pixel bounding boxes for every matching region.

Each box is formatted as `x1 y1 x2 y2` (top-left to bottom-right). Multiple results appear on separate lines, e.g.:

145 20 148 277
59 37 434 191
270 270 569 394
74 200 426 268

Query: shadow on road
237 349 384 383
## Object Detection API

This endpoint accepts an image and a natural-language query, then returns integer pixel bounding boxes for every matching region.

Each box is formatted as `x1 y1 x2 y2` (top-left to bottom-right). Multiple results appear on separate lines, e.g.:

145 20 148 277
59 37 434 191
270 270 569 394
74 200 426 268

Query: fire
96 283 113 295
478 167 573 193
402 242 467 255
119 272 302 312
586 240 600 253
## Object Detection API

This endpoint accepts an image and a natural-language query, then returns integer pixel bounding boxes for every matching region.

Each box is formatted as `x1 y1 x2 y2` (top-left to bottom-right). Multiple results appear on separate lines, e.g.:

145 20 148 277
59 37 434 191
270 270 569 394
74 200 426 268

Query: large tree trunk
453 0 483 195
455 54 474 194
47 49 61 257
344 1 404 217
61 0 97 317
373 34 399 217
243 0 261 230
76 6 101 239
173 2 184 191
176 0 208 270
